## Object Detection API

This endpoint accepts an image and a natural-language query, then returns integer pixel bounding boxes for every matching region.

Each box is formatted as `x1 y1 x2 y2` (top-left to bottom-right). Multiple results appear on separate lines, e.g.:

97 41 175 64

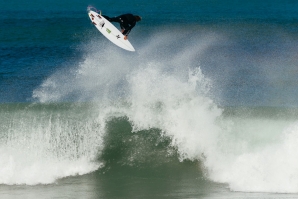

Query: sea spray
31 31 222 181
31 31 223 184
0 104 104 185
29 29 298 193
126 66 222 161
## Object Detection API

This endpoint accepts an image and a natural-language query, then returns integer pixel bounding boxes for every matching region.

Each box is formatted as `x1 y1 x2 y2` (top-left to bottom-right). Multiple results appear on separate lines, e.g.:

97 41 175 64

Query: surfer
102 14 141 40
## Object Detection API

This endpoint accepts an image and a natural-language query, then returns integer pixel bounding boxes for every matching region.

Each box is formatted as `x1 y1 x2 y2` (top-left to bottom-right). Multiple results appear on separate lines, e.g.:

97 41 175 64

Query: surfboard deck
87 8 135 52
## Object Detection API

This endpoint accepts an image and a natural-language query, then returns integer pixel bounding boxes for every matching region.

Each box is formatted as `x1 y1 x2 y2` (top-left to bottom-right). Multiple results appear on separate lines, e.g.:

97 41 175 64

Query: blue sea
1 0 298 198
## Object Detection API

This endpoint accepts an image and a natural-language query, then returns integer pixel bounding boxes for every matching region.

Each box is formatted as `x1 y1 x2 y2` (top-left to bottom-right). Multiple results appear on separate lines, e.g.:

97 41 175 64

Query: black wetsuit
103 14 136 36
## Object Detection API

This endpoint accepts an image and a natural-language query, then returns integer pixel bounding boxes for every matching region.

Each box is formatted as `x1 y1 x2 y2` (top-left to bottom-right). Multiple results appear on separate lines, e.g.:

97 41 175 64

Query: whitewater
0 26 297 196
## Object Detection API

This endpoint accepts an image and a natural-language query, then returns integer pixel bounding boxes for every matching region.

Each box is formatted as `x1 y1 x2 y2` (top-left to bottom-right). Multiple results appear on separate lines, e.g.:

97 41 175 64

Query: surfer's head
135 15 142 22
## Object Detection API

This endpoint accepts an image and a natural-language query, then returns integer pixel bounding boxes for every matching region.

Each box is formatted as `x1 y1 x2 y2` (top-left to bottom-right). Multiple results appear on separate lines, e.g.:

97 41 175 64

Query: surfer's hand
124 35 128 40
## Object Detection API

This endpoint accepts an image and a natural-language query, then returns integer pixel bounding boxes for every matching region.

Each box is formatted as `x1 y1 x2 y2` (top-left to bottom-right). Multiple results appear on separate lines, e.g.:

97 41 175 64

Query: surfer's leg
109 17 122 23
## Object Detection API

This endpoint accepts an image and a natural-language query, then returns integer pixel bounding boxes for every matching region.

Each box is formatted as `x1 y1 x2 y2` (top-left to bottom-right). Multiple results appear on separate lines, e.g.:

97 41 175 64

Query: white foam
126 66 221 161
0 110 104 185
209 121 298 193
0 149 101 185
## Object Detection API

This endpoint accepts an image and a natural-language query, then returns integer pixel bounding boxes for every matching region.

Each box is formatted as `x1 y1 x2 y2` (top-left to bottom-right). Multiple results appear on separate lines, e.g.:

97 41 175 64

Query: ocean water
1 0 298 198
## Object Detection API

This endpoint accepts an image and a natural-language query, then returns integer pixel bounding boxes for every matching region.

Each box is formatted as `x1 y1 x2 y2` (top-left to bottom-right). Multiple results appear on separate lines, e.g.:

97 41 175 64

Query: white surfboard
87 8 135 52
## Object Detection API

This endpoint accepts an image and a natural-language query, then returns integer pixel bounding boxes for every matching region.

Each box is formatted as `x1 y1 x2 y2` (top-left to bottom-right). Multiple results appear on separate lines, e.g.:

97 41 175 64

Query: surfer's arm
122 29 131 36
122 22 136 36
